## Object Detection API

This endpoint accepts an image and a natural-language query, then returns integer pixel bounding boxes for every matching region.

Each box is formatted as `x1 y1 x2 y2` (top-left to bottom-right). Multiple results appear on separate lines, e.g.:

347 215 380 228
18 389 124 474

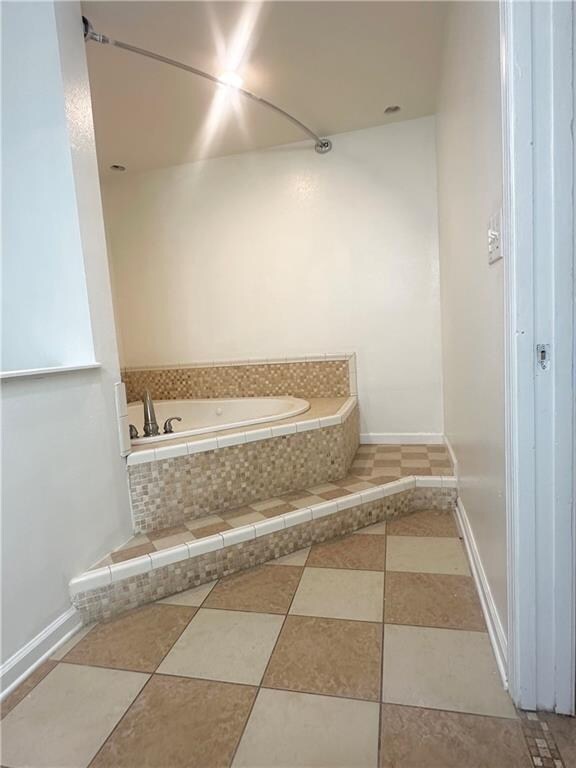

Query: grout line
228 553 308 767
86 672 155 768
378 528 387 768
85 598 221 768
258 683 380 705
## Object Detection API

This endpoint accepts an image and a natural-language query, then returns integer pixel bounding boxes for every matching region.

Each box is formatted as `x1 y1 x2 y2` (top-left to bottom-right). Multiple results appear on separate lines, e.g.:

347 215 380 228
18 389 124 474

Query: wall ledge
0 363 101 381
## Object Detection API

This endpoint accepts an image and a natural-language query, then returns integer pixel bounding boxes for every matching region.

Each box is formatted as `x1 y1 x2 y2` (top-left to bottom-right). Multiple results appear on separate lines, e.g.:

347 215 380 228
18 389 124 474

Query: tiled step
98 475 396 568
70 473 458 624
97 442 455 568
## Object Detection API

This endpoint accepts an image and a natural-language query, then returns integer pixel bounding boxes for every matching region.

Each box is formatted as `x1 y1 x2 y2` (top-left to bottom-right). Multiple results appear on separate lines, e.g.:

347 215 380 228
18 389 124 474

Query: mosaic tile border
519 710 568 768
71 479 458 623
122 353 357 402
128 401 360 533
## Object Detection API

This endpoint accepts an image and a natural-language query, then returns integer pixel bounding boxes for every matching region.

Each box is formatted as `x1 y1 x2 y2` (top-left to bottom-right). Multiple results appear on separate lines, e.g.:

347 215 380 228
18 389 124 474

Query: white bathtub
128 396 310 444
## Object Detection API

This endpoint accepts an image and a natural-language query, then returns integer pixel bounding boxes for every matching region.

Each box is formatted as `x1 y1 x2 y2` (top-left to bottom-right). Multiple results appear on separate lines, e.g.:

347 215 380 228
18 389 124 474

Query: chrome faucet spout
142 390 160 437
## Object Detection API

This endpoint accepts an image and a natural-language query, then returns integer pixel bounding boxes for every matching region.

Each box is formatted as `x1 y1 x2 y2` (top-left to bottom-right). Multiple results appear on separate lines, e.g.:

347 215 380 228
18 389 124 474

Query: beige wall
103 118 444 439
436 3 507 634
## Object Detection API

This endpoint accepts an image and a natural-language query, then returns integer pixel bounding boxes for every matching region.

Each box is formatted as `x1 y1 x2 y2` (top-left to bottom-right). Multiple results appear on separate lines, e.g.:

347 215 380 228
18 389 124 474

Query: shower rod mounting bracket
82 17 332 155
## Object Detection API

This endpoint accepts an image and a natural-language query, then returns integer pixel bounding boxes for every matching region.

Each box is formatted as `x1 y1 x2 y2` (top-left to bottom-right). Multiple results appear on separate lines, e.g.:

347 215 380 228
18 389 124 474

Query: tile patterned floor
3 507 571 768
99 443 454 566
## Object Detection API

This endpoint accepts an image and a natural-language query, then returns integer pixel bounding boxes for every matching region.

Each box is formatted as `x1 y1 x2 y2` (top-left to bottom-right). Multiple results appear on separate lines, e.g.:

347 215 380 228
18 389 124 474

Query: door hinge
536 344 551 370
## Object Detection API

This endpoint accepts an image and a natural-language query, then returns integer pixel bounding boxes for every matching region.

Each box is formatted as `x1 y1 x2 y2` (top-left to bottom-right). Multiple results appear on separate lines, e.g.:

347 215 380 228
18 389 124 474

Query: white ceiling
83 2 447 174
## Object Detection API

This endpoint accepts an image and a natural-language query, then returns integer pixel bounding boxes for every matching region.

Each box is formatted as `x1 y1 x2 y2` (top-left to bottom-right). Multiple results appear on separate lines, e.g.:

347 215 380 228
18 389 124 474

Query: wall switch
488 209 503 264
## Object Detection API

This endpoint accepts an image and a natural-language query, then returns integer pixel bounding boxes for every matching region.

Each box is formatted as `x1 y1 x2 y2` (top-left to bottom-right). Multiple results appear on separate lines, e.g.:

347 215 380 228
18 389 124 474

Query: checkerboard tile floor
98 443 455 566
3 508 570 768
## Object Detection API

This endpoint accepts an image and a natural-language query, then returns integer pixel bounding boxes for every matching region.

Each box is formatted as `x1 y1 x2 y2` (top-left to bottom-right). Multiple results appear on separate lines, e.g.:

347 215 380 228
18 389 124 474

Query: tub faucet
142 390 160 437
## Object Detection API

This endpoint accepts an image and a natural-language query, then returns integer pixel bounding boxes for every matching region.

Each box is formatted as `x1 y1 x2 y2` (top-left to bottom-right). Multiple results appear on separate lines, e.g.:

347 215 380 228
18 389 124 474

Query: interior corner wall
1 1 132 674
435 3 507 636
102 117 444 438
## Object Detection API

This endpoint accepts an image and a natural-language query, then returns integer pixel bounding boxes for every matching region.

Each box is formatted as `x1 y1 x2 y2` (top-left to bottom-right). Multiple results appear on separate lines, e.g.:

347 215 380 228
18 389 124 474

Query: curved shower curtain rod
82 17 333 154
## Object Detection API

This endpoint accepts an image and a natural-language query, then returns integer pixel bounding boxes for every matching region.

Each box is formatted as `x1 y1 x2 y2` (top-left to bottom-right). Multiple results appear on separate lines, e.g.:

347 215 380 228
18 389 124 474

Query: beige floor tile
270 547 311 566
110 542 156 563
220 505 256 521
340 480 376 492
288 494 326 508
279 490 315 503
307 534 386 571
317 488 353 500
50 623 96 661
306 483 340 494
382 625 517 718
387 509 459 538
290 567 384 622
385 572 486 631
158 608 284 685
355 520 387 535
380 705 530 768
372 468 402 479
250 498 286 512
233 688 380 768
185 514 224 531
1 663 148 768
91 675 256 768
386 535 470 575
62 604 196 672
158 580 217 606
1 660 59 719
258 502 297 518
227 511 267 527
263 615 382 700
152 531 194 549
191 521 232 538
114 533 151 551
147 525 189 542
204 565 302 614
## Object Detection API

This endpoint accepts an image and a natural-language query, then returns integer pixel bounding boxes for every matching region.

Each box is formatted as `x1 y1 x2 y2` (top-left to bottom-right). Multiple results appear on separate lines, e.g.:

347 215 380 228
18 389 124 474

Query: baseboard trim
360 432 445 445
443 434 460 479
0 607 82 699
454 497 508 687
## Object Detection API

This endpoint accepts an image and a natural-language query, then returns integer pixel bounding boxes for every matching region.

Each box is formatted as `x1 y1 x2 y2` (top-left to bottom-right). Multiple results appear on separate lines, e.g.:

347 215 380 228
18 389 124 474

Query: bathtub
128 396 310 444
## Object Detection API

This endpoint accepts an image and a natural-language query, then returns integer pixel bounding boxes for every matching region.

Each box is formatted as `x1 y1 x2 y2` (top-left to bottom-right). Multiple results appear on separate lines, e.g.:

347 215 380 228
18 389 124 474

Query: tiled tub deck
71 444 457 623
128 397 359 533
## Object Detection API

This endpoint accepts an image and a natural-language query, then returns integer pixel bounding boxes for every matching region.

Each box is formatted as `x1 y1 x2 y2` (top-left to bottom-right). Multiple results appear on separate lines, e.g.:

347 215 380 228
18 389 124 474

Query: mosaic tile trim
122 356 354 402
128 405 360 533
519 710 568 768
71 485 457 623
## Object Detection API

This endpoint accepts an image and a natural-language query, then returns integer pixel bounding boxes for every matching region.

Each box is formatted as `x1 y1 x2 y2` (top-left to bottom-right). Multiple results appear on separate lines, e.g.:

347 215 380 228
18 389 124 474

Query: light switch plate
488 209 503 264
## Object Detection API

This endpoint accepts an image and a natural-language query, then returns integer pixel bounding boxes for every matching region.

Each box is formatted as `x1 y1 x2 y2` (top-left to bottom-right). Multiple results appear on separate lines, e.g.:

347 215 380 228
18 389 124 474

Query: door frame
501 0 575 714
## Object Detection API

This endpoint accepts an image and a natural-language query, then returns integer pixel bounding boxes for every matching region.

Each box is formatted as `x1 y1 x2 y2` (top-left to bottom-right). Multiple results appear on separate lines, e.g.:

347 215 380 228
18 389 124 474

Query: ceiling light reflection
194 3 262 159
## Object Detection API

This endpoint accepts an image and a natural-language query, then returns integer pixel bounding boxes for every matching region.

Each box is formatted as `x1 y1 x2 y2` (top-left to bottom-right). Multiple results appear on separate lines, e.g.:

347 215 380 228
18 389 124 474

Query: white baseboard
454 497 508 687
360 432 445 445
0 607 82 699
443 434 460 479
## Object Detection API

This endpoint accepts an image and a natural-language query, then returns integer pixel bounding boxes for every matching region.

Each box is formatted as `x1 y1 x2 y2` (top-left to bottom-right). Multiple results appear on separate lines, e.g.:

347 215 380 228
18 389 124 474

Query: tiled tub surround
122 354 356 403
71 477 458 624
128 397 359 533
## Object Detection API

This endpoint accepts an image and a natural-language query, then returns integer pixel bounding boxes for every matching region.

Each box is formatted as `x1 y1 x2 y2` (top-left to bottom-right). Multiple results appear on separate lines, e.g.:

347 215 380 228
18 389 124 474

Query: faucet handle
129 424 139 439
163 417 182 434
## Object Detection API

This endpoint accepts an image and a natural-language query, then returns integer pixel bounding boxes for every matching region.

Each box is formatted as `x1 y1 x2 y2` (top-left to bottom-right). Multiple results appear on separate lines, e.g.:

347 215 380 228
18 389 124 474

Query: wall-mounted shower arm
82 17 332 154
